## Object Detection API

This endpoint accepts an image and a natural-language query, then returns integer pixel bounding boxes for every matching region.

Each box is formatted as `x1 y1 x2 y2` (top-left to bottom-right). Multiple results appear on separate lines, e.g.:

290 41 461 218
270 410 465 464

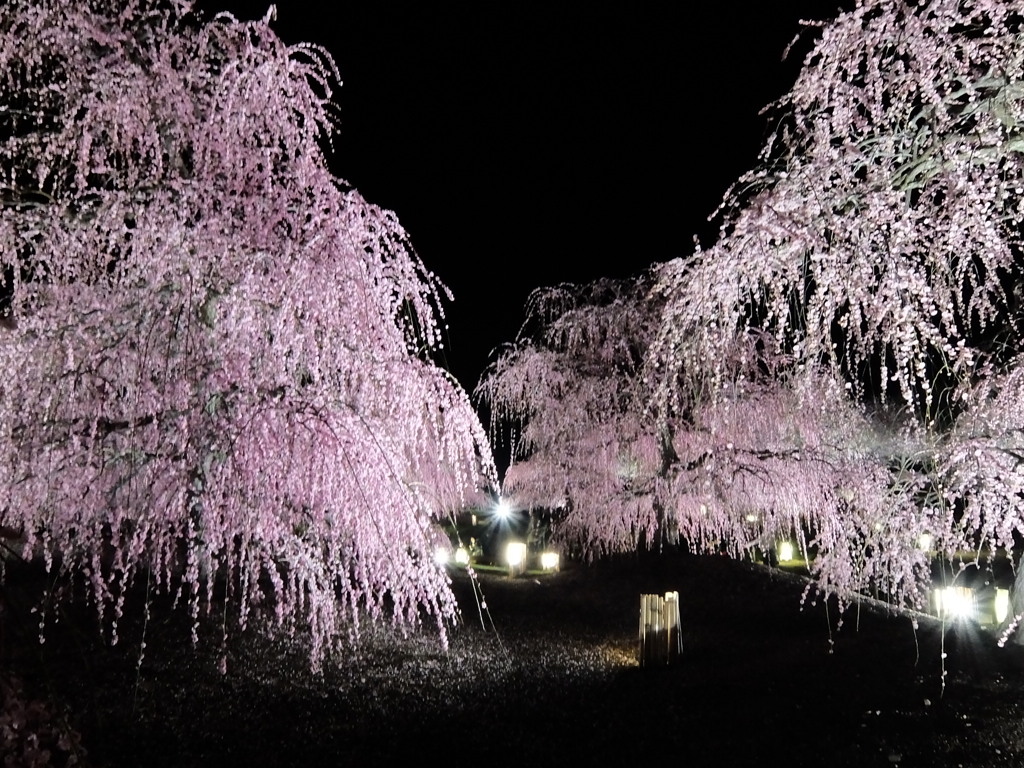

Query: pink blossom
0 0 495 667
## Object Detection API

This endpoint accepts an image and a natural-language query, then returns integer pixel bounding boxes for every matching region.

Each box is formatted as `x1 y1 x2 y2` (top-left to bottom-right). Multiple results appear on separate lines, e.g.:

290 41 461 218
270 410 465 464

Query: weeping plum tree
648 0 1024 608
0 0 495 665
476 275 679 556
652 0 1024 416
480 274 929 606
485 0 1024 615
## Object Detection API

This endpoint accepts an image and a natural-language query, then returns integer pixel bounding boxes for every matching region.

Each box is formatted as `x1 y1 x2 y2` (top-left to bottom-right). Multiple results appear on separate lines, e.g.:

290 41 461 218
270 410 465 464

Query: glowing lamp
495 500 512 519
917 533 934 552
505 541 527 577
995 588 1010 625
454 546 470 566
505 541 527 567
974 586 1012 627
776 541 795 563
433 546 449 566
933 586 975 621
540 551 560 571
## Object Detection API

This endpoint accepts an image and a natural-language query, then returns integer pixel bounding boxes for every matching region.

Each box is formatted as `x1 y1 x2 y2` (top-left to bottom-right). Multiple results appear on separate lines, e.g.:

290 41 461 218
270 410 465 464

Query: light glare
505 541 527 568
995 588 1010 624
433 546 449 566
934 586 975 621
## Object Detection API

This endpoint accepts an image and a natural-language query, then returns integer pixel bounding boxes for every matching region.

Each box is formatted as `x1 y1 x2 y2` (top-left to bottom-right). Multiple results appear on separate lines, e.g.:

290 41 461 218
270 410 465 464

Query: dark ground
4 550 1024 767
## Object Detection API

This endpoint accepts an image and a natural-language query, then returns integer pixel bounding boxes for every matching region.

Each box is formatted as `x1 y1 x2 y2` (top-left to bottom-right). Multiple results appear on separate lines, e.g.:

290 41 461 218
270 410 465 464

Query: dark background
194 1 853 392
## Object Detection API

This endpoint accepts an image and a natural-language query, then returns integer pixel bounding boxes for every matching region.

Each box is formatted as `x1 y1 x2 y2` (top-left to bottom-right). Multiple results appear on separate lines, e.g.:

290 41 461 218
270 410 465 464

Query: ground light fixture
776 540 795 563
433 545 470 567
933 586 976 622
540 551 560 572
433 545 450 566
973 586 1010 627
995 588 1010 625
505 541 527 577
931 583 1011 627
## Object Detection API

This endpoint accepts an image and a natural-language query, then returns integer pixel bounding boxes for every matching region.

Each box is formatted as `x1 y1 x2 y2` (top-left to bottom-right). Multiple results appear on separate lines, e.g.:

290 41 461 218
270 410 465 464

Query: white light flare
540 551 560 571
505 541 527 568
777 541 795 563
995 588 1010 625
433 545 450 566
933 586 976 621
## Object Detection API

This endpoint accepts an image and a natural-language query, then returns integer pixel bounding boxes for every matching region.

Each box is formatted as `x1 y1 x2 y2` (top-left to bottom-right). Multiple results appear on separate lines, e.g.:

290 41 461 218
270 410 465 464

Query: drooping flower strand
0 0 496 667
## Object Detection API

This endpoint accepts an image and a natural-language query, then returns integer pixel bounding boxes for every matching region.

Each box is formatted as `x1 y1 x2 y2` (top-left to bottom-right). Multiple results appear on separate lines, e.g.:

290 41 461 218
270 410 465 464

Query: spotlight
505 541 527 577
777 541 795 563
433 546 450 566
933 586 975 621
540 551 560 571
995 587 1010 625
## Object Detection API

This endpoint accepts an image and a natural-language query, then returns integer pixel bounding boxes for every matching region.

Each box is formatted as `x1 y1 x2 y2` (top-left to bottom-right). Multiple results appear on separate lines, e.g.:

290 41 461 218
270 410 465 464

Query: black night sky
195 1 853 392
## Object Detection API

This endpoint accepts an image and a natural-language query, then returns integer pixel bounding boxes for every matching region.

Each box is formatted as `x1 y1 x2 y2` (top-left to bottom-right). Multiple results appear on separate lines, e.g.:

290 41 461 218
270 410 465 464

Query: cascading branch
476 275 672 557
486 0 1024 616
481 270 933 609
0 0 495 667
650 0 1024 423
643 0 1024 609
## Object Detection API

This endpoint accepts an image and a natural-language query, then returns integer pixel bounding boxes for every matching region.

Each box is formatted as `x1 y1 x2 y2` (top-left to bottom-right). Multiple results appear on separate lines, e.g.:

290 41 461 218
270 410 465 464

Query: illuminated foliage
0 0 495 665
653 0 1024 418
646 0 1024 602
487 0 1024 612
476 276 668 556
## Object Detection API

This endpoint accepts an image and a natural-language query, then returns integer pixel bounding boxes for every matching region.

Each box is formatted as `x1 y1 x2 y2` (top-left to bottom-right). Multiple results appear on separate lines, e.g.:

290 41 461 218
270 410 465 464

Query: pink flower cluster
0 0 495 666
